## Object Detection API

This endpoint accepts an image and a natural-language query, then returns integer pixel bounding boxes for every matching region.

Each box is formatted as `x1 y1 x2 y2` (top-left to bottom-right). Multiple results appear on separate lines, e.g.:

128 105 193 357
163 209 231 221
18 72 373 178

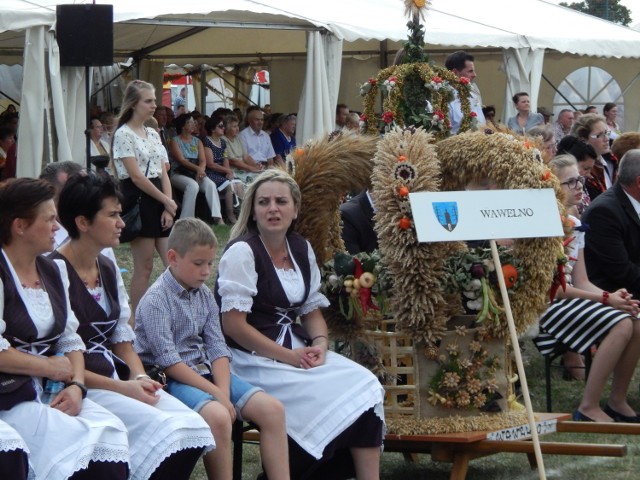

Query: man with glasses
582 149 640 299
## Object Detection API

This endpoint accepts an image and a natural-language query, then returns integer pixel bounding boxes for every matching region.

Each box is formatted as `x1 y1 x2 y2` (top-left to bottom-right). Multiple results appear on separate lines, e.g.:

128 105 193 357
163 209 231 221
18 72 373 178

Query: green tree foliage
559 0 632 26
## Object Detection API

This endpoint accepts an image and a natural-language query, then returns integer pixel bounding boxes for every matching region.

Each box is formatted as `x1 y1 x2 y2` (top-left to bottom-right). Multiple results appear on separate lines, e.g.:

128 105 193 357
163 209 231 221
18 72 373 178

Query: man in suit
582 149 640 298
340 190 377 254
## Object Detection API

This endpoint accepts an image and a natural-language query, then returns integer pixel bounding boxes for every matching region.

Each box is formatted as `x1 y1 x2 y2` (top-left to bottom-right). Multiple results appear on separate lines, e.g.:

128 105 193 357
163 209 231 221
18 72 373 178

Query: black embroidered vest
0 252 67 410
50 252 130 380
215 232 312 352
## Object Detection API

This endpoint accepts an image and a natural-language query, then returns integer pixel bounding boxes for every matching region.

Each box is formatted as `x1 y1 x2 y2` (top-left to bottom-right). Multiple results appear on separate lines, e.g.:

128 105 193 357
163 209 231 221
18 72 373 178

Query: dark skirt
533 297 631 355
119 177 171 240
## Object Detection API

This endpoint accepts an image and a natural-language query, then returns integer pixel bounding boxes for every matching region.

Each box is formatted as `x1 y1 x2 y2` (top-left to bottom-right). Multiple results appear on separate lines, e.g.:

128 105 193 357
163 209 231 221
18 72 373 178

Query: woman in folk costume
216 169 385 479
0 177 130 479
52 173 215 479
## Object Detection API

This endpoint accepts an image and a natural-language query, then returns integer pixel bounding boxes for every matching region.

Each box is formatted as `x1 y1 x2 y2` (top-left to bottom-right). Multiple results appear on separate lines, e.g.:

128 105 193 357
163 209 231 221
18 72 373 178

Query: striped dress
533 216 631 355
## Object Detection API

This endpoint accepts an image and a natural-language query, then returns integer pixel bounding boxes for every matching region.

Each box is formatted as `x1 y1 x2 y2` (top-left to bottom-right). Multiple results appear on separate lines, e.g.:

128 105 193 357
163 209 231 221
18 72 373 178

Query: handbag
120 201 141 243
119 157 151 243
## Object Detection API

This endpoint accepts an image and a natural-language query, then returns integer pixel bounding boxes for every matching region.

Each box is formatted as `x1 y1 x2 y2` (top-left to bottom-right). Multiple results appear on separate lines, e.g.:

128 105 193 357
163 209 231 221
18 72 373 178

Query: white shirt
238 127 275 164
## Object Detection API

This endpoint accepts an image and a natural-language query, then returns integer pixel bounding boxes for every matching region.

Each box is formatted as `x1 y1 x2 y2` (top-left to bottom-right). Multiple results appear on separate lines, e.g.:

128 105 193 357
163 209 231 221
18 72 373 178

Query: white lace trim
111 324 135 344
55 333 86 353
0 337 9 352
132 433 214 480
0 438 28 453
298 291 330 316
221 296 253 313
66 444 130 478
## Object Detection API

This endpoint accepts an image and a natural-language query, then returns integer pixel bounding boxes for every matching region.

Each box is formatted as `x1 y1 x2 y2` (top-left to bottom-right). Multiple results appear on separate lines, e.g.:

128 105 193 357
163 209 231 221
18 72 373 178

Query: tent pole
85 65 91 170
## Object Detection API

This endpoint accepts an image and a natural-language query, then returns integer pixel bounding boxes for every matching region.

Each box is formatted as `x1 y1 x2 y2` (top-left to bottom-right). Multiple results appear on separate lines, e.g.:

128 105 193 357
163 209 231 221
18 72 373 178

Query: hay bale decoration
436 131 565 335
370 126 460 345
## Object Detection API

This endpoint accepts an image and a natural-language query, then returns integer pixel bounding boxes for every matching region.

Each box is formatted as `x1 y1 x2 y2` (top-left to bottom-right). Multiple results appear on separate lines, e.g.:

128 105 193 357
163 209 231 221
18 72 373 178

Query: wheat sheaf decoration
292 132 379 264
371 126 460 345
436 130 564 336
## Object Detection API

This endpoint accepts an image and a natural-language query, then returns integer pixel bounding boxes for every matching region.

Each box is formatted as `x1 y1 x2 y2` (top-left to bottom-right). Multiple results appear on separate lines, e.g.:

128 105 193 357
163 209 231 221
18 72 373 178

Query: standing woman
507 92 544 135
216 169 384 479
533 156 640 422
168 113 223 223
53 173 215 480
0 178 130 479
202 116 237 225
603 102 622 142
111 80 177 317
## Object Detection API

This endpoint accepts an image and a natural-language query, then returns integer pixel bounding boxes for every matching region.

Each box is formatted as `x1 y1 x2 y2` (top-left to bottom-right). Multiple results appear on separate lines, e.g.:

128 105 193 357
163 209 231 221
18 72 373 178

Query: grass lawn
115 224 640 479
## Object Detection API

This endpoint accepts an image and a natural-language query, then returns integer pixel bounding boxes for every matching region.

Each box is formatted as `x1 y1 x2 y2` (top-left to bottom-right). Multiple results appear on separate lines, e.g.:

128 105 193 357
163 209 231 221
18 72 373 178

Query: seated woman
202 116 237 225
216 169 385 479
221 114 263 189
53 173 215 480
557 137 599 216
0 420 30 480
0 178 129 479
533 155 640 422
169 113 223 223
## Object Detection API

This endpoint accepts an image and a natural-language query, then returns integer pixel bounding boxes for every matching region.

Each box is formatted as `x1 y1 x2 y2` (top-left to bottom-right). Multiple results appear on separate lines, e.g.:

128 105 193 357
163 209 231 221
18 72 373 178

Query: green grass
115 225 640 479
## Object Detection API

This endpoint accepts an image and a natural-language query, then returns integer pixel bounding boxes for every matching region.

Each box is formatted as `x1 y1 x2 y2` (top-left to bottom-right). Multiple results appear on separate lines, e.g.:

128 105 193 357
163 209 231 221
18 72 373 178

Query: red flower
459 77 470 85
382 111 395 124
433 110 444 120
470 112 477 118
432 76 442 83
389 75 398 83
359 114 367 121
368 78 377 85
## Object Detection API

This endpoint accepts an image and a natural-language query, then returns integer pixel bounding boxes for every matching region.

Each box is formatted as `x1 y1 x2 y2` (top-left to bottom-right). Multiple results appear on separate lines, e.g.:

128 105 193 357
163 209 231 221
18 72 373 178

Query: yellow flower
414 0 426 7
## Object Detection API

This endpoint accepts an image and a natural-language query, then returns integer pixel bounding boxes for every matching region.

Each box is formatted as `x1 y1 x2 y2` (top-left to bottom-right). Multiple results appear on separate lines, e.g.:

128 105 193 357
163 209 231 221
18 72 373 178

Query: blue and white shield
432 201 459 232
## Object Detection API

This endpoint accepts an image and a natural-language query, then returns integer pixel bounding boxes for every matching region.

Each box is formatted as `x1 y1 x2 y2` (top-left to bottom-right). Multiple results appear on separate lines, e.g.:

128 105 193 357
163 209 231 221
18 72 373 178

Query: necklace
84 275 102 303
259 237 290 270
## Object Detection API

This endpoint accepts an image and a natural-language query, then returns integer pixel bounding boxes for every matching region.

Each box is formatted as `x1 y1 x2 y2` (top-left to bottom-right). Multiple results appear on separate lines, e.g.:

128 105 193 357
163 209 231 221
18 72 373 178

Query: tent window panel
553 66 624 127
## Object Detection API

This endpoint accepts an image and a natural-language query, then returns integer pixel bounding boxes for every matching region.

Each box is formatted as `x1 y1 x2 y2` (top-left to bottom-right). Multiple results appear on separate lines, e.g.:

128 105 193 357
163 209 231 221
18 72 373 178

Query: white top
217 239 329 318
112 124 167 180
449 87 485 134
238 127 275 164
0 250 85 354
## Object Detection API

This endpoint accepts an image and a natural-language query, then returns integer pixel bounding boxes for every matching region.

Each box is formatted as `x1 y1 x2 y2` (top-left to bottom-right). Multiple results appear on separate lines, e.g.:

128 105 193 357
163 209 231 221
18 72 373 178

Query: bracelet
602 291 610 305
135 374 152 381
311 335 328 344
65 381 88 399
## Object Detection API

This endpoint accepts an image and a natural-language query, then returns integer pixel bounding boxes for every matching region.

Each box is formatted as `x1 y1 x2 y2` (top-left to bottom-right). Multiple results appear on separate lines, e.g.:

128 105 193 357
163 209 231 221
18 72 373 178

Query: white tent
2 0 640 177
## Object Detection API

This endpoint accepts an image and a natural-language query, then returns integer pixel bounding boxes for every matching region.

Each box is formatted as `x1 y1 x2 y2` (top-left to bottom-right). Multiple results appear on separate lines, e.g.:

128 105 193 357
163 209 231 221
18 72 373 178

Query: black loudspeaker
56 4 113 67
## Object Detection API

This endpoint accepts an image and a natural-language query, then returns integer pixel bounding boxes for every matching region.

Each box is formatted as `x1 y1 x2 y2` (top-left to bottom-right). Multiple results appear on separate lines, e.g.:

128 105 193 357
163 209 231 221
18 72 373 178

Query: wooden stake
490 240 546 480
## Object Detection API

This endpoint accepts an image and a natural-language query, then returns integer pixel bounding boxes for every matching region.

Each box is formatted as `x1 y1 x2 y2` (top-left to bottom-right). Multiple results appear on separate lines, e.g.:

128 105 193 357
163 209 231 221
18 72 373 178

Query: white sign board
409 189 562 242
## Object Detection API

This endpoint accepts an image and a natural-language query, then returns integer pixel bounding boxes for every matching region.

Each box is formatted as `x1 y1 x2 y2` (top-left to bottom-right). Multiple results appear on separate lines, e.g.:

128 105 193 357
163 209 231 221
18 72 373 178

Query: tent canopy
2 0 640 178
2 0 640 66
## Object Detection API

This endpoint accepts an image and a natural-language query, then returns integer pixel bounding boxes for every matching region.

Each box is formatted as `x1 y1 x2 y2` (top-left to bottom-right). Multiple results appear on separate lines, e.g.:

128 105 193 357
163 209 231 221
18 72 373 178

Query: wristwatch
65 381 88 399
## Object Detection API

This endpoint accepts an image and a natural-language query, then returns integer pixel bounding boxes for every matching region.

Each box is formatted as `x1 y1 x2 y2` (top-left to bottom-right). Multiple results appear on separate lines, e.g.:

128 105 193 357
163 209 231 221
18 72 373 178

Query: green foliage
559 0 632 25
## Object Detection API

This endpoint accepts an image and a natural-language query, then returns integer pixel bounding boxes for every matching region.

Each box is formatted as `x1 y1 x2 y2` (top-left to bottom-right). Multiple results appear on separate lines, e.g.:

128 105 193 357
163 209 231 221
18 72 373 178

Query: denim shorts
167 373 263 413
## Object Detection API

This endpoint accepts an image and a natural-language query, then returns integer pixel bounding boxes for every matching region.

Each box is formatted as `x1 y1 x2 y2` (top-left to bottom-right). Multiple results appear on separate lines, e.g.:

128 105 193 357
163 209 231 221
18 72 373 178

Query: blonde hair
116 80 155 130
549 154 577 176
230 169 301 240
168 217 218 256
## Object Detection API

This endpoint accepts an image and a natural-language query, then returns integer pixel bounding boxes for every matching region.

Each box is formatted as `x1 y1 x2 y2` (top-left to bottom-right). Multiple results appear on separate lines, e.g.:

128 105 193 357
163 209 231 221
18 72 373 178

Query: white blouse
217 239 330 317
112 124 167 180
0 251 85 354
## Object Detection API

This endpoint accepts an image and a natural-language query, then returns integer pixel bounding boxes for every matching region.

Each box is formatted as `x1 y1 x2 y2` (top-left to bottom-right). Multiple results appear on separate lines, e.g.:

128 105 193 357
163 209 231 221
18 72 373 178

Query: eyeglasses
560 176 586 189
216 123 224 129
589 130 610 139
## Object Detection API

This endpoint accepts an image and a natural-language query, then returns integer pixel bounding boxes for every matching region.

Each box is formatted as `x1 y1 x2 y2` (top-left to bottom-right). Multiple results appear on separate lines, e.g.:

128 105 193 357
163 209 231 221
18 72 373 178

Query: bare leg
128 237 156 327
223 187 237 224
351 446 380 480
200 401 233 480
241 392 289 480
562 351 585 380
154 237 169 267
578 319 633 421
608 319 640 416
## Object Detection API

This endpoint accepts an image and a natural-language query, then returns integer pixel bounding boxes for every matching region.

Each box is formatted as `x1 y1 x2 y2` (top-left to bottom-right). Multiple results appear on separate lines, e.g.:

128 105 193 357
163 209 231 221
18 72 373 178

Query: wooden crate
365 320 420 417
